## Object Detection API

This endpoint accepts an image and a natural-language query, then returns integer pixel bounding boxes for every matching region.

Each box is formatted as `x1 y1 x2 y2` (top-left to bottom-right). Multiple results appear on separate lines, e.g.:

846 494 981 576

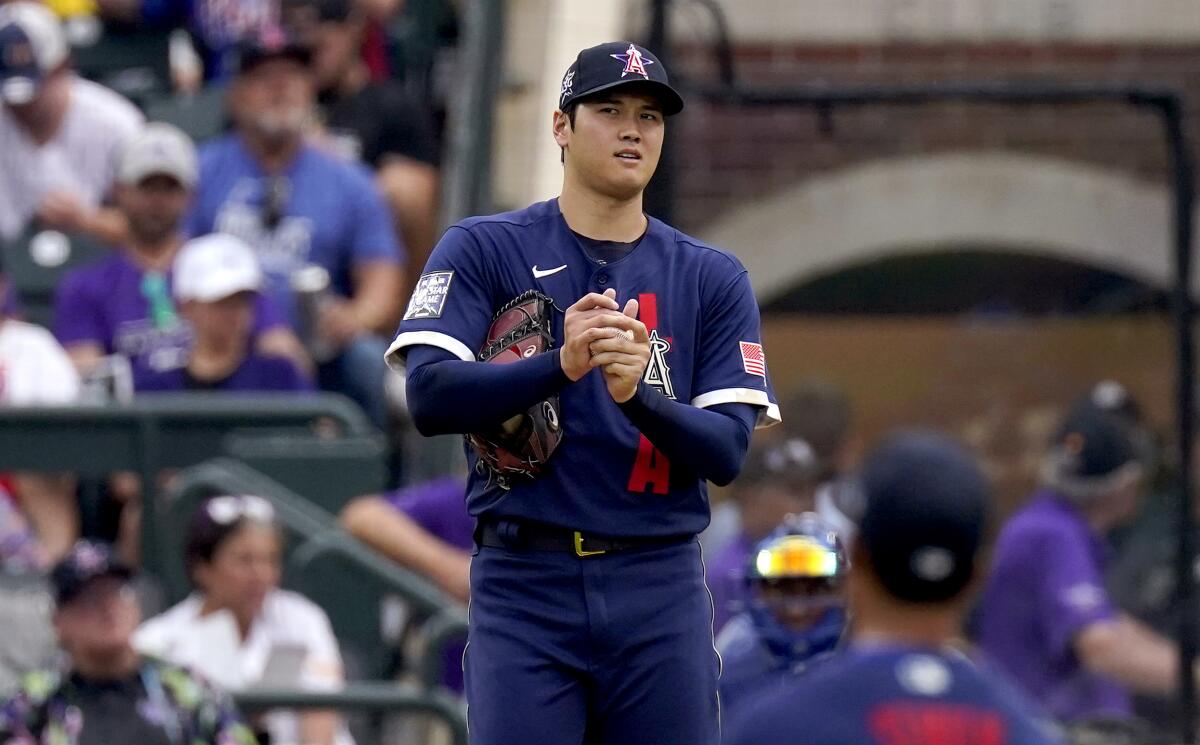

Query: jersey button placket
596 273 609 286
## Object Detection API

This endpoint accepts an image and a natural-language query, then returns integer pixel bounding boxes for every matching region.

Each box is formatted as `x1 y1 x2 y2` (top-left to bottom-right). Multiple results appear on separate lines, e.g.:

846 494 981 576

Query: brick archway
698 152 1178 304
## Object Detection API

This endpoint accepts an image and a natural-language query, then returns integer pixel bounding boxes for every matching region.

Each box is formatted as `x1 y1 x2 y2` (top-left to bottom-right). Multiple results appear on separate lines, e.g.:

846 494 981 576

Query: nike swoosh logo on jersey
532 264 568 278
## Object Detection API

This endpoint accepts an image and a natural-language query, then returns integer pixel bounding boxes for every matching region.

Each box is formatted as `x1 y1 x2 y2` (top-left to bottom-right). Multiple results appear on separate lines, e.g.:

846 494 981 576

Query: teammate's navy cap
857 431 991 604
558 41 683 116
51 540 134 606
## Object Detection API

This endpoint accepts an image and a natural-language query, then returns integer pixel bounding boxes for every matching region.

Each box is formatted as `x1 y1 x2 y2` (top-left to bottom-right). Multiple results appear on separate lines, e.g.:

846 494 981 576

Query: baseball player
386 41 778 745
715 512 849 719
724 432 1063 745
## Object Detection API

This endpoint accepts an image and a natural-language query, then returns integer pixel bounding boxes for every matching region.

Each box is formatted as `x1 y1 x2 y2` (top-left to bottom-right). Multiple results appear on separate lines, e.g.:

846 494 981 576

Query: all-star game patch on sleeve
386 226 498 370
690 270 781 428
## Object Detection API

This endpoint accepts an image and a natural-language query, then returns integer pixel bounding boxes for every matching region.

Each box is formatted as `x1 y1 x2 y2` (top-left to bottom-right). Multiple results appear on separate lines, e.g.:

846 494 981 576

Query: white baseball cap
173 234 262 302
119 122 199 188
0 2 68 106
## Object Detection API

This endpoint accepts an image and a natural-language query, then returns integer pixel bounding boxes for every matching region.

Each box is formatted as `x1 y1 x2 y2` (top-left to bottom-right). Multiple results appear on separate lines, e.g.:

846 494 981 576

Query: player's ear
552 108 572 149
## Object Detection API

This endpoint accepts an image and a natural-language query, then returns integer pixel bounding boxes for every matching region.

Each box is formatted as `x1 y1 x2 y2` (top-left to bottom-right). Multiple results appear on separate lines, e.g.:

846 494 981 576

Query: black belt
476 519 694 557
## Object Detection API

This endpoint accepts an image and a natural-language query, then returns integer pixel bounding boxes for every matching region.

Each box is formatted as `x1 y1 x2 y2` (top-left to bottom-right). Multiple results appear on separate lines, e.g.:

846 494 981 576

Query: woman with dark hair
134 494 351 745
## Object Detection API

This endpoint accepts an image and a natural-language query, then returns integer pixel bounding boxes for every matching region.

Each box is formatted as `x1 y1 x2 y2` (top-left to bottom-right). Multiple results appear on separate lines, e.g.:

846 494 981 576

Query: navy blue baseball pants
463 533 720 745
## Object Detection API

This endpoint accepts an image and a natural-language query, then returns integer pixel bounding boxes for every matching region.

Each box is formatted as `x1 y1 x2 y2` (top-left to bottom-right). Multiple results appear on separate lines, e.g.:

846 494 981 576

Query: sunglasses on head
205 495 275 525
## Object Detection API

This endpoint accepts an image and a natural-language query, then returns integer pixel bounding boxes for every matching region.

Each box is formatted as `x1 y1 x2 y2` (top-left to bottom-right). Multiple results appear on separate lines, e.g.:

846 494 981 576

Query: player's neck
558 182 647 242
850 593 965 649
851 615 963 649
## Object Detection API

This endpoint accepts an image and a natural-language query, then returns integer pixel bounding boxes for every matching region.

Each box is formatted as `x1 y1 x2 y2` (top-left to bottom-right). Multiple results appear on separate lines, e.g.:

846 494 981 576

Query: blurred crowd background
0 0 1198 744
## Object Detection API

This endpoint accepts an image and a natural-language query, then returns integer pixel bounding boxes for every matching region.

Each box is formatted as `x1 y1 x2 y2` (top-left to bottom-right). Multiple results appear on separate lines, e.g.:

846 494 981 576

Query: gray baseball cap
118 123 199 188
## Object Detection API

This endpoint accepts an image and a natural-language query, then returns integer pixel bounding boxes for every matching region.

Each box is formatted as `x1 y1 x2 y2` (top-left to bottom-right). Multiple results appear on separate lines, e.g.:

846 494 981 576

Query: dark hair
183 495 280 585
559 102 578 164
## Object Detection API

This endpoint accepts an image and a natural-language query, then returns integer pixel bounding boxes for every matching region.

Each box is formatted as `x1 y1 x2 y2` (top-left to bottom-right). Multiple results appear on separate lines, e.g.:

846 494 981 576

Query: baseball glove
467 290 563 489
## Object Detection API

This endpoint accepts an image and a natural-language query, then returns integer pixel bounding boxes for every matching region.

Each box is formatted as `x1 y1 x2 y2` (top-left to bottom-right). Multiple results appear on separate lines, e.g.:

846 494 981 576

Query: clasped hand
560 288 650 403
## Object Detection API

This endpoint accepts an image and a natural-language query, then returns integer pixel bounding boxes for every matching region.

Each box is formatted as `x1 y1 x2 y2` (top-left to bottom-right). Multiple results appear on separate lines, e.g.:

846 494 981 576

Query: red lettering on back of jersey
627 292 670 493
869 703 1006 745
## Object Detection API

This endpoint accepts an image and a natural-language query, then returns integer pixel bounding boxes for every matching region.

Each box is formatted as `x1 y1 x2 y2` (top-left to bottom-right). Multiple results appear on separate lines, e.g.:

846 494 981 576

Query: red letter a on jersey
628 435 670 495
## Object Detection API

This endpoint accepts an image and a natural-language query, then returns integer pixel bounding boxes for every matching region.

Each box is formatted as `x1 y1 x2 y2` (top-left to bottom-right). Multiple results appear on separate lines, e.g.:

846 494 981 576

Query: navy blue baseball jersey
387 198 779 537
724 645 1064 745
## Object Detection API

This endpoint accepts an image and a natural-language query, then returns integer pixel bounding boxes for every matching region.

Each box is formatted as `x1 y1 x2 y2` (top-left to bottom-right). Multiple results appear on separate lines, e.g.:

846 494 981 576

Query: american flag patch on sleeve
740 341 766 377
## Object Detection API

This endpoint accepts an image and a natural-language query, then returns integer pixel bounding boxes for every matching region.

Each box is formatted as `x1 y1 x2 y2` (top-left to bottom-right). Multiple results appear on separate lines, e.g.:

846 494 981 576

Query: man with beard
184 31 404 428
54 122 306 389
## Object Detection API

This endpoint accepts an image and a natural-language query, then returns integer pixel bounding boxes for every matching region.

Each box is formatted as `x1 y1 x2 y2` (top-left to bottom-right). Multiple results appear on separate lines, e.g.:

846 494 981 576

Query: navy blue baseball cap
856 431 991 604
51 540 134 606
0 3 68 106
558 41 683 116
235 26 313 75
1042 400 1141 499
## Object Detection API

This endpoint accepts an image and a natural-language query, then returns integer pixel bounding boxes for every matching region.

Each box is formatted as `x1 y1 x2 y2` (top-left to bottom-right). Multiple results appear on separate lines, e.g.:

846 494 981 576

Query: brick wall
669 43 1200 233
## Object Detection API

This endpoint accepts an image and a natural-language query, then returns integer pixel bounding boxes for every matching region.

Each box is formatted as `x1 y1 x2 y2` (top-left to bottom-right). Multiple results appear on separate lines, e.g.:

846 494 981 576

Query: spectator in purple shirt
707 438 821 634
138 233 312 392
975 399 1182 725
340 476 471 692
54 122 310 389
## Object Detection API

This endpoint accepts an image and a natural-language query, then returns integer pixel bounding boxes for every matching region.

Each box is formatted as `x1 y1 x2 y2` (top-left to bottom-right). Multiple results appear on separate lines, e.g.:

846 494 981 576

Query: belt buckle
574 531 606 557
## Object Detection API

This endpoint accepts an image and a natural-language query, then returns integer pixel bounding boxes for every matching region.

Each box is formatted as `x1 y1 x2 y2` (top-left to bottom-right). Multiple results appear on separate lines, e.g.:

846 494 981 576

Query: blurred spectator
1100 380 1194 729
0 540 257 745
0 2 143 245
54 122 310 389
976 401 1182 724
706 379 857 559
340 476 470 693
184 31 404 427
339 476 470 604
95 0 278 86
282 0 440 296
778 379 859 481
706 438 821 634
725 432 1061 745
715 513 848 721
138 233 312 392
135 494 350 745
0 251 80 565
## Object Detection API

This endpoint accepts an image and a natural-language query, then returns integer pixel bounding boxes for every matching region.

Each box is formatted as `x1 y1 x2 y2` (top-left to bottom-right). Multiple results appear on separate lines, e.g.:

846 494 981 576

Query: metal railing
235 683 467 745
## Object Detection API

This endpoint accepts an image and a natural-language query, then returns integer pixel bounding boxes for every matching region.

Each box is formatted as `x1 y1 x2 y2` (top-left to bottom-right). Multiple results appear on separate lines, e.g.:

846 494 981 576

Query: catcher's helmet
744 512 849 663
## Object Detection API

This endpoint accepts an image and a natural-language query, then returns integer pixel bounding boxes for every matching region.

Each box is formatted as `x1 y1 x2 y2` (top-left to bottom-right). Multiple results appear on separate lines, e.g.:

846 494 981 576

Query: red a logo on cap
610 43 653 80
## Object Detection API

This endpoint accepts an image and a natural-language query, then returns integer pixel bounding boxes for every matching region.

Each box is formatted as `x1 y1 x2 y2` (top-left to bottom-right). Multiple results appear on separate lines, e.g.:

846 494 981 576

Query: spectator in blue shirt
184 31 404 424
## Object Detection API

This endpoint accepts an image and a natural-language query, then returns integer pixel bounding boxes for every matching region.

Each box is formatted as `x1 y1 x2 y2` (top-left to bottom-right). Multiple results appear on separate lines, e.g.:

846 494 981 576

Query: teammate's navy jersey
724 645 1064 745
388 198 779 537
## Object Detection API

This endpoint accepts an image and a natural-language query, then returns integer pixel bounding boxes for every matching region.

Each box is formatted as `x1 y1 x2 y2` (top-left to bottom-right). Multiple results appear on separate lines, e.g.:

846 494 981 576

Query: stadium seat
143 86 229 143
222 432 388 516
1 226 108 328
71 25 171 106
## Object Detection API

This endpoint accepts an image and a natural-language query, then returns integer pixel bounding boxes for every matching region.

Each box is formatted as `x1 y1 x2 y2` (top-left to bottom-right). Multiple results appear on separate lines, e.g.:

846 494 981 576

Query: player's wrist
616 380 649 408
559 348 587 382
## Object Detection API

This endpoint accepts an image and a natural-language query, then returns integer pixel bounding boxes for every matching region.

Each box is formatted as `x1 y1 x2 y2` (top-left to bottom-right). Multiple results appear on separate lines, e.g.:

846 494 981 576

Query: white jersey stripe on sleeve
691 387 782 429
384 331 476 371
